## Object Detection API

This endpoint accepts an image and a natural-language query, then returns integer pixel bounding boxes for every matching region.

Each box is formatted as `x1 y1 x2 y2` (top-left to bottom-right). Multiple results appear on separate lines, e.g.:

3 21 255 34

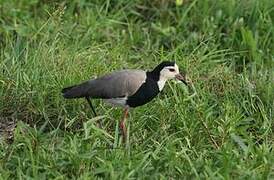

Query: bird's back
62 70 146 99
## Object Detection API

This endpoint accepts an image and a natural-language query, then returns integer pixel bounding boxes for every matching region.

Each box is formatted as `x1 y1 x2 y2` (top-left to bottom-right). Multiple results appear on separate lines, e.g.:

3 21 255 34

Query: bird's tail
61 83 88 99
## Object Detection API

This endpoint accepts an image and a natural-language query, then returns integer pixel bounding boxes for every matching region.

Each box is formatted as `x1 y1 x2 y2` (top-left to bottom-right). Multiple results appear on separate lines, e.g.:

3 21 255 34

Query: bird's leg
120 108 129 142
85 97 103 128
85 97 97 116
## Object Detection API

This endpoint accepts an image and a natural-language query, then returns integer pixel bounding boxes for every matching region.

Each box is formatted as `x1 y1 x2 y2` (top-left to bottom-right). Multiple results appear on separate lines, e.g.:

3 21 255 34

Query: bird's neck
147 71 159 81
147 71 167 91
157 77 167 91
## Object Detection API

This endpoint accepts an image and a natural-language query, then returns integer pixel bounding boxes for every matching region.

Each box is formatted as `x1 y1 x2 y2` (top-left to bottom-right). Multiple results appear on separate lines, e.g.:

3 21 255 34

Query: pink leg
119 108 129 142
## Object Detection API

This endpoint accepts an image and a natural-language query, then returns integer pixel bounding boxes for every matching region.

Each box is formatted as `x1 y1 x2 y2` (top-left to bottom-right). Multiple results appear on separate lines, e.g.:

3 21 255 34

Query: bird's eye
169 68 175 72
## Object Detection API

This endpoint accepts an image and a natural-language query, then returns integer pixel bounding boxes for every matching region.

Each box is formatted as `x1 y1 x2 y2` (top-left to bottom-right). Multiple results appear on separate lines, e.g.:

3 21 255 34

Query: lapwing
62 61 188 141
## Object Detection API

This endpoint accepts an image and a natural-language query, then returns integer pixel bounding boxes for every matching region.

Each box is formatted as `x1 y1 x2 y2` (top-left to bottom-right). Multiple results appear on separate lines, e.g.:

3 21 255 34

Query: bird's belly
104 97 127 107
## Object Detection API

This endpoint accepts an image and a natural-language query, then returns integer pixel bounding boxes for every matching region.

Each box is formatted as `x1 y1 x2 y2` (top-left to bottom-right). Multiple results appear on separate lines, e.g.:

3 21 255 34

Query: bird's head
151 61 189 85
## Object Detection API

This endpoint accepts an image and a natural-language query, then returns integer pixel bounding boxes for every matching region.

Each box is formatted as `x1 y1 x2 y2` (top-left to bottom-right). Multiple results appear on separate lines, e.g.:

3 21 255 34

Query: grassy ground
0 0 274 179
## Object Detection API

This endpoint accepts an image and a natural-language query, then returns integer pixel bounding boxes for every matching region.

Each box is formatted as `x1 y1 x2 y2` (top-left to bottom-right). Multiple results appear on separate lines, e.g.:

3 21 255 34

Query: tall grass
0 0 274 178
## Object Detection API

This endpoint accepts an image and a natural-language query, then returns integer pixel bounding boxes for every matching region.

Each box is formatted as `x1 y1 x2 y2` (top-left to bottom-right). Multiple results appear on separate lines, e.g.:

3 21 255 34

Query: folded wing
62 70 146 99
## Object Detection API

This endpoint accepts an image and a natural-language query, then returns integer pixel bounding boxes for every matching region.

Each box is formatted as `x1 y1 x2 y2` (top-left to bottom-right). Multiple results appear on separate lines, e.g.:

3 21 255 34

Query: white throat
157 78 167 91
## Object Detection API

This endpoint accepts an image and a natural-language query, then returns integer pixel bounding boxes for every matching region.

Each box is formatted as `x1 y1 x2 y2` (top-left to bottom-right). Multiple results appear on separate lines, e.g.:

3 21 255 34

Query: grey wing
86 70 146 98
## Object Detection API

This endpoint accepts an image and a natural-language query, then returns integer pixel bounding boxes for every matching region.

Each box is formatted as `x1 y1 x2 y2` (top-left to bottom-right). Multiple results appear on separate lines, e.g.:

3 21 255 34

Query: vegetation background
0 0 273 179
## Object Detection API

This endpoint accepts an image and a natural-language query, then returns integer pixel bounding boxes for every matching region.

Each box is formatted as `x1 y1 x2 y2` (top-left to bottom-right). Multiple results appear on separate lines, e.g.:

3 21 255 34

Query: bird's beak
175 73 188 85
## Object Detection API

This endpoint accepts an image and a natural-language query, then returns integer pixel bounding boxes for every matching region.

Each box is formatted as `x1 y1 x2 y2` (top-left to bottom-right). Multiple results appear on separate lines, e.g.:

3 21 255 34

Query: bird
62 61 188 141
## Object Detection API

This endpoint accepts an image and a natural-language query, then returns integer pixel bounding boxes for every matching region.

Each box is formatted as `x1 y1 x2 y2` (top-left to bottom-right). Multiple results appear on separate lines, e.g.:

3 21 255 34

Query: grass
0 0 274 179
